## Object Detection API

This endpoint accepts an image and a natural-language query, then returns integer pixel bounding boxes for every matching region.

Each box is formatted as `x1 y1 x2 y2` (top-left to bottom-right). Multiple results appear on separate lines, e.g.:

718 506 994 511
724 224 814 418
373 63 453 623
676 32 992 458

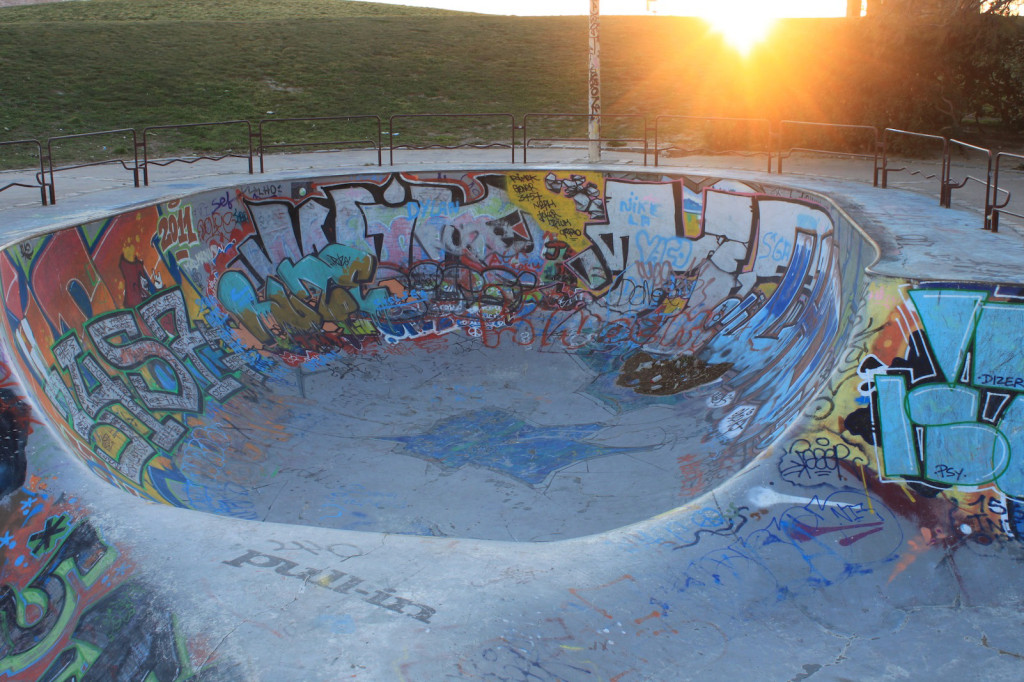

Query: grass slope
0 0 473 21
0 0 882 167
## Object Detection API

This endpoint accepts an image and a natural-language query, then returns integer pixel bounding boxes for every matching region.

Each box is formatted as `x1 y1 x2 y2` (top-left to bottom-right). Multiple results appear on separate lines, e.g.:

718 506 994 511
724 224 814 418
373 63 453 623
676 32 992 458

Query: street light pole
588 0 601 162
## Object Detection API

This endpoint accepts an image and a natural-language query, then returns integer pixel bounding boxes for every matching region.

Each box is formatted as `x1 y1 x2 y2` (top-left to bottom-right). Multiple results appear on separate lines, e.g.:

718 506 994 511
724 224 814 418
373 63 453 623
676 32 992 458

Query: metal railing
653 115 771 173
389 114 516 165
142 120 254 185
0 113 1020 233
257 116 383 171
882 128 949 202
523 113 647 165
0 139 50 205
778 121 881 186
46 129 140 205
945 138 992 214
989 152 1024 232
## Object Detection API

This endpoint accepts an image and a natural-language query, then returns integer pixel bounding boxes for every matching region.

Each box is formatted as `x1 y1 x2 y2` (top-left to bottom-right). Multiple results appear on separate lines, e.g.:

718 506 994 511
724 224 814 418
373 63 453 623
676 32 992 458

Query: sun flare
699 9 777 55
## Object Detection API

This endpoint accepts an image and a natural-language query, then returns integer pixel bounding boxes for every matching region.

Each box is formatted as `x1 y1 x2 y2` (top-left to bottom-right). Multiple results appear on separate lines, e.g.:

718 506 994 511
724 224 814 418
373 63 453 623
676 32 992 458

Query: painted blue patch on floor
385 408 634 485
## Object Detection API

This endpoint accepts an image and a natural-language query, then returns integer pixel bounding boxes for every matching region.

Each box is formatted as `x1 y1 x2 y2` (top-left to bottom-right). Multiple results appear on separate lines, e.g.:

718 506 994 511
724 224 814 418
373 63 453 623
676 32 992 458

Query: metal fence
389 113 516 165
777 121 881 185
45 128 141 203
142 121 254 185
990 152 1024 232
524 113 647 164
881 129 948 199
0 139 49 205
653 116 771 173
258 116 383 170
0 113 1019 232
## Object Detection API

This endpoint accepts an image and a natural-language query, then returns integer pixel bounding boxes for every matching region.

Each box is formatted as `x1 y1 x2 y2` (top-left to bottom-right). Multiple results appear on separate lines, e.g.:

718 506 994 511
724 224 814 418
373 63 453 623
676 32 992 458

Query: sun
699 9 778 55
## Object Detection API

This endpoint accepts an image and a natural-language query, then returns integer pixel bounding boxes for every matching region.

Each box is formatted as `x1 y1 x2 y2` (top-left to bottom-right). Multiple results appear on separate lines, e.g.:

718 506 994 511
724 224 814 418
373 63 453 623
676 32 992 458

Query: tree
859 0 1024 134
864 0 1020 17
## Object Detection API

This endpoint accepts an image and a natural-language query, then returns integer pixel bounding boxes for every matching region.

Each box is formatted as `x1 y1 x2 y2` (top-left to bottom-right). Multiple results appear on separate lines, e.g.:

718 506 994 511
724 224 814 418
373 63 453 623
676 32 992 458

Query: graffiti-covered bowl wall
0 169 875 541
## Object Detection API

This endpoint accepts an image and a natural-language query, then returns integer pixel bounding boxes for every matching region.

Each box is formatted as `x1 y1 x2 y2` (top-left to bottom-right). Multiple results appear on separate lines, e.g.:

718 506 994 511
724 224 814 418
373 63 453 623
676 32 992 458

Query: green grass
0 0 471 21
3 0 1014 170
0 0 764 169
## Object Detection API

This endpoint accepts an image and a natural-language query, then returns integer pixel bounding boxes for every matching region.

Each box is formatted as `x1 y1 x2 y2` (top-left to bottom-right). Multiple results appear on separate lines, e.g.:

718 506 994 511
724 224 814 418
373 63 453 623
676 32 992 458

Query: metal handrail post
38 143 49 205
881 133 889 189
246 120 255 175
257 120 266 173
0 140 50 206
131 130 140 188
389 117 395 166
940 140 951 208
774 124 783 174
873 139 882 187
984 152 993 228
643 120 649 166
989 153 1005 231
985 151 1024 232
142 133 150 186
652 120 659 167
522 118 529 164
144 134 151 186
375 118 383 166
46 138 58 202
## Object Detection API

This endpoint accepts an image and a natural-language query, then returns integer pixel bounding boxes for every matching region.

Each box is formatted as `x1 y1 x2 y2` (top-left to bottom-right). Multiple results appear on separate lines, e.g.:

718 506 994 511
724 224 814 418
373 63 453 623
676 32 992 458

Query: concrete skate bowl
0 168 875 542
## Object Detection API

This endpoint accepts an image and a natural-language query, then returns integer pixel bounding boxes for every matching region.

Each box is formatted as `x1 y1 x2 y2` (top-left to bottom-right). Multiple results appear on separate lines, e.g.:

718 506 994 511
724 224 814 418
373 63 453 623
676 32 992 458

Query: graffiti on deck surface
672 489 902 597
0 513 234 680
397 570 729 681
224 548 436 623
0 521 114 675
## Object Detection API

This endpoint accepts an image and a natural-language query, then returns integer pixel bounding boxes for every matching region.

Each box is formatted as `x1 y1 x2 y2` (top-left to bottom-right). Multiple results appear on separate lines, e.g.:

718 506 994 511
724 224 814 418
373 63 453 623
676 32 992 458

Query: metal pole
588 0 601 162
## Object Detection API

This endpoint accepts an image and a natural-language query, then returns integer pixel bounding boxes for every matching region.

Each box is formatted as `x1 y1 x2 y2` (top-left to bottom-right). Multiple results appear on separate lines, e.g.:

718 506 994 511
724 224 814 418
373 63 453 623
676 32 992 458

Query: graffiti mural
841 283 1024 505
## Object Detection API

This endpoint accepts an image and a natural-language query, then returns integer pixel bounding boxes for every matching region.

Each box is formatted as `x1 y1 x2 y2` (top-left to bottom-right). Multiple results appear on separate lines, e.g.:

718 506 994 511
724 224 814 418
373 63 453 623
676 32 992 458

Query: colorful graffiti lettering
849 286 1024 500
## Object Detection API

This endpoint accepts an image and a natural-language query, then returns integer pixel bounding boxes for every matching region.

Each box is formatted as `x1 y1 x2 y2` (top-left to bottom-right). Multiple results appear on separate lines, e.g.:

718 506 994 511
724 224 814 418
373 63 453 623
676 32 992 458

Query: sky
362 0 850 17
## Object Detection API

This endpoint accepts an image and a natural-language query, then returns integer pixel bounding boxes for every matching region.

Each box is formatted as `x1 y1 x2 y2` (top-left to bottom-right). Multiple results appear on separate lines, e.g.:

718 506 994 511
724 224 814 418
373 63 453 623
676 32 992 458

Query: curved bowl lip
0 161 884 269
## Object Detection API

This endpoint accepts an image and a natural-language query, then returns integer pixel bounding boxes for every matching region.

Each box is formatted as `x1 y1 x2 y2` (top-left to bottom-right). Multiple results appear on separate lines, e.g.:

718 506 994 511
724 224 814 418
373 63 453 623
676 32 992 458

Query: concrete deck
0 151 1022 681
